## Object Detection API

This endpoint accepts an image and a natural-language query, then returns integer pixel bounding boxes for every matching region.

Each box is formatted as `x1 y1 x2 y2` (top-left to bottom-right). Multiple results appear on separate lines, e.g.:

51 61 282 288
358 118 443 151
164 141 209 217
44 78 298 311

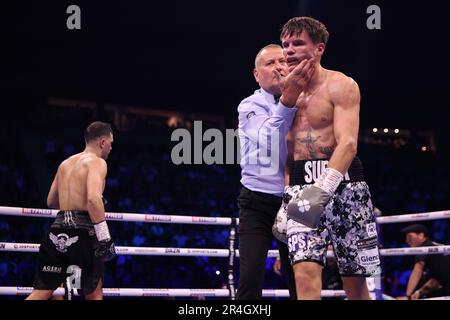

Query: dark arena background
1 0 449 304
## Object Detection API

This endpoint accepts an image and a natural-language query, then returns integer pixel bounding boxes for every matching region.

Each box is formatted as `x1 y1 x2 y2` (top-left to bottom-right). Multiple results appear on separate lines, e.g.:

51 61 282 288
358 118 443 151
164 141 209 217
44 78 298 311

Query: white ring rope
1 206 449 225
0 242 230 257
420 296 450 300
0 206 232 226
376 210 450 224
1 205 449 299
2 242 449 257
0 286 346 298
0 243 330 258
379 246 450 256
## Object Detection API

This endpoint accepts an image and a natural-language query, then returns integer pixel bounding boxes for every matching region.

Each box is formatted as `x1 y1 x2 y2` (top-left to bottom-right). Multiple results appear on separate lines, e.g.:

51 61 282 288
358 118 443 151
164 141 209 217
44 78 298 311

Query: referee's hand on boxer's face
280 58 315 106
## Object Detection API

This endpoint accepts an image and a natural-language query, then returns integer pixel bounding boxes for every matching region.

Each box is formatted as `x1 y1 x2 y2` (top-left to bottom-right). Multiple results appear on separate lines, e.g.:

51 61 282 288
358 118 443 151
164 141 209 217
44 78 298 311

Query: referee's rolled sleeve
273 102 296 119
273 102 297 130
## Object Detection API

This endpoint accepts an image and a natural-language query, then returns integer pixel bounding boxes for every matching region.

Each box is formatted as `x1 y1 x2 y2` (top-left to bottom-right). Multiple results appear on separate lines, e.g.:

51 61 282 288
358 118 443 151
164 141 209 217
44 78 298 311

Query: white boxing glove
272 185 301 243
287 167 343 229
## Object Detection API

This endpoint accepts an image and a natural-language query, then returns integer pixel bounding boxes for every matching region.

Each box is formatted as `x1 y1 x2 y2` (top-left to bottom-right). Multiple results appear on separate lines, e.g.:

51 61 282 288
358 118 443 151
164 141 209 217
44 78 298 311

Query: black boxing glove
94 221 116 262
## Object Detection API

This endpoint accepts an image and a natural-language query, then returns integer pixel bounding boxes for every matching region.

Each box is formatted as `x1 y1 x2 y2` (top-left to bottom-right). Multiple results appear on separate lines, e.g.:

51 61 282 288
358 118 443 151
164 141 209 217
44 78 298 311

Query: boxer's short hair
84 121 112 144
280 17 329 45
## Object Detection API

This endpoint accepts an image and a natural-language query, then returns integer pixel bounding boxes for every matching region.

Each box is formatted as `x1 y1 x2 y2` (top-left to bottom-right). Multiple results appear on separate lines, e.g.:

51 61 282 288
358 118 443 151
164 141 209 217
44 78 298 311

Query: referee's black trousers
236 186 296 300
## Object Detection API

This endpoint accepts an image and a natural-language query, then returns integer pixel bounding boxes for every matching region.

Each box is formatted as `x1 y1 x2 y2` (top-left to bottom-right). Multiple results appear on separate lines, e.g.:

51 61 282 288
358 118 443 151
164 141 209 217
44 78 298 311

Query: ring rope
2 242 449 257
1 206 449 225
0 286 346 298
1 205 449 299
0 206 232 226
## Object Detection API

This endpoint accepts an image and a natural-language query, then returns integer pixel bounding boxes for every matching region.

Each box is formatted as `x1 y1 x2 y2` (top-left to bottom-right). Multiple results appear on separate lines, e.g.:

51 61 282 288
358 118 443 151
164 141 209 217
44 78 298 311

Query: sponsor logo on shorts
360 255 379 264
366 223 378 238
49 233 79 253
303 160 350 184
288 233 308 254
357 237 378 250
22 208 52 216
358 247 380 267
42 266 62 273
145 214 171 222
66 265 82 289
192 217 217 223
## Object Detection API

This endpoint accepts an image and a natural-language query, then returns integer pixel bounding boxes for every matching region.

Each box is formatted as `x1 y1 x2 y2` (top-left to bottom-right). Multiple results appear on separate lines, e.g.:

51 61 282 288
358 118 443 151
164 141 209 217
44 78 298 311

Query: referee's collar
259 87 280 105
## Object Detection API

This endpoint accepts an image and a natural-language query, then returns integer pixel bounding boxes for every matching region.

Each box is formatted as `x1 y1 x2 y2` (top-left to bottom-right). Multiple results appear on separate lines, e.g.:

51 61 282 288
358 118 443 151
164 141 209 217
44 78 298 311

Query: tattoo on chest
298 131 320 159
318 145 335 157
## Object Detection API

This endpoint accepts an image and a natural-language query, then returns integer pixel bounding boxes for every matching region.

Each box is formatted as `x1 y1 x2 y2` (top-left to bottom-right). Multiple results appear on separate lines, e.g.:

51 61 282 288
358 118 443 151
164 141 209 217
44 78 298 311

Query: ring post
227 218 237 300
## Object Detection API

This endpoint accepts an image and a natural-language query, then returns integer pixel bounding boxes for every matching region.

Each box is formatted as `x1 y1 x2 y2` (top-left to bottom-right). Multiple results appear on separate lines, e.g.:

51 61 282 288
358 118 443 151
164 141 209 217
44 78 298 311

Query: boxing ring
0 206 449 300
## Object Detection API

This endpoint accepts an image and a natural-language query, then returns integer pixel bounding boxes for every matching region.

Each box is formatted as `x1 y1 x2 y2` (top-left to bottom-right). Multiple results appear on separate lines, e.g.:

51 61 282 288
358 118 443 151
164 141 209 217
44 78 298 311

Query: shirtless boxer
26 121 116 300
272 17 381 300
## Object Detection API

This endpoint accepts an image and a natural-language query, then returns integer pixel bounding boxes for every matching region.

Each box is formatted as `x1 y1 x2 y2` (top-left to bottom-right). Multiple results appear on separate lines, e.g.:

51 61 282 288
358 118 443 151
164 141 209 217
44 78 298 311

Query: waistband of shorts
51 210 94 230
289 156 365 186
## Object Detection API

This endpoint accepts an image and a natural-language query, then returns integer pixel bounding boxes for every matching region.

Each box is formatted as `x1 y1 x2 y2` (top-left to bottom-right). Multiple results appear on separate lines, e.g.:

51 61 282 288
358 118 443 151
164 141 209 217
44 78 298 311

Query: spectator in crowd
397 224 450 299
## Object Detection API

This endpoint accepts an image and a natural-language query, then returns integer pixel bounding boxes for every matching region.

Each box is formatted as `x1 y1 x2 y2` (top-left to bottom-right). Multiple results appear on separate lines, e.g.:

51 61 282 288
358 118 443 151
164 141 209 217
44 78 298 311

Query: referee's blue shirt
238 88 296 196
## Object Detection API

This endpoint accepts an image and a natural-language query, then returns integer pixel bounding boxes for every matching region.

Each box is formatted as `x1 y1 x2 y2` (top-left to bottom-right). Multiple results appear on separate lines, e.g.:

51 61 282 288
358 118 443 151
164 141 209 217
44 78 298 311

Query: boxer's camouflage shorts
287 182 381 276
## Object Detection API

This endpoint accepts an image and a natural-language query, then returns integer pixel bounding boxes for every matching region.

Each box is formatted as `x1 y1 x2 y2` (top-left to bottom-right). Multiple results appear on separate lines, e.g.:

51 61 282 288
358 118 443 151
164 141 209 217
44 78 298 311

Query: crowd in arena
1 104 449 299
